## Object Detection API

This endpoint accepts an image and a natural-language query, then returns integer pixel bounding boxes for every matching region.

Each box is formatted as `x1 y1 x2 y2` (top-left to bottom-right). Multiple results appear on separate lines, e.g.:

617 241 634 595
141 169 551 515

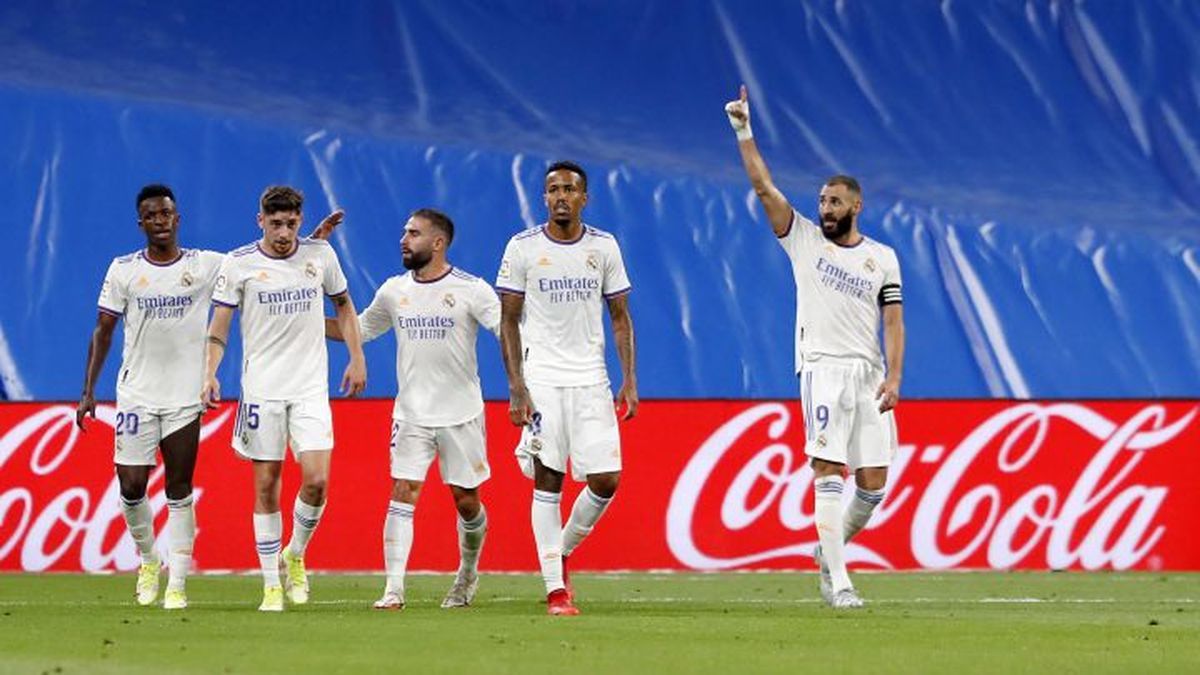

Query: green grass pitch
1 572 1196 674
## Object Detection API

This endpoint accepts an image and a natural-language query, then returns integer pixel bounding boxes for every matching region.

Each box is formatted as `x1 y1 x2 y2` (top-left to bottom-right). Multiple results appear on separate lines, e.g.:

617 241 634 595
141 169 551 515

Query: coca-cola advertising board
1 400 1196 573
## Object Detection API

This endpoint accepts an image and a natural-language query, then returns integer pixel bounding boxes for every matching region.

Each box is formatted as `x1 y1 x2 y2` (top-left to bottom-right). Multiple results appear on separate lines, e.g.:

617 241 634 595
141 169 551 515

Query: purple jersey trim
831 234 867 249
541 225 587 246
325 287 349 297
98 305 123 318
412 266 455 285
257 242 300 260
495 285 525 296
213 299 239 308
777 212 795 239
139 249 186 267
603 286 632 299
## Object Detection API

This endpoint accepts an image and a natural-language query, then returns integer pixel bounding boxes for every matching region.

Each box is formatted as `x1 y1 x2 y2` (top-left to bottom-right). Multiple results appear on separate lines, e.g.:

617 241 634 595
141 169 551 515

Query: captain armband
878 283 903 306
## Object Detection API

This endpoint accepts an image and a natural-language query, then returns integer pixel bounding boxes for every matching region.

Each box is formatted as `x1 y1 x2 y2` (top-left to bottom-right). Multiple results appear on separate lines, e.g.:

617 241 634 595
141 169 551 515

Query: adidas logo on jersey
537 256 553 266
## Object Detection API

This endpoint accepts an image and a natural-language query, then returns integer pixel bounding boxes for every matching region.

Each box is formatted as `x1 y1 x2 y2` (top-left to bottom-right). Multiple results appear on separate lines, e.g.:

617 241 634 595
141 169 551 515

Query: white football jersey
495 224 631 387
97 249 224 410
359 266 500 427
212 239 348 400
778 210 902 371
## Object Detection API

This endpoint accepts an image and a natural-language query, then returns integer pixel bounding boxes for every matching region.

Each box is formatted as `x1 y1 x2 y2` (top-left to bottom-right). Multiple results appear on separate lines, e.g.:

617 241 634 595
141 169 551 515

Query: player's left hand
310 209 345 240
341 357 367 397
876 377 901 413
616 381 639 421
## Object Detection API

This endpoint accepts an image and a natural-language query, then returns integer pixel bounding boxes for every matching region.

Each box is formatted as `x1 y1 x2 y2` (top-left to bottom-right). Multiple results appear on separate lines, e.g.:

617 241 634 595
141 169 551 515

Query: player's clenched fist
725 84 752 141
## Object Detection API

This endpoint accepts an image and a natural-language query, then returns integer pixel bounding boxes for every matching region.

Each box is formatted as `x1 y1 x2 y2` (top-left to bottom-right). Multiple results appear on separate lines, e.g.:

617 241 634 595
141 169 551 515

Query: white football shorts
798 354 898 469
515 382 621 481
113 402 204 466
389 413 490 488
231 394 334 461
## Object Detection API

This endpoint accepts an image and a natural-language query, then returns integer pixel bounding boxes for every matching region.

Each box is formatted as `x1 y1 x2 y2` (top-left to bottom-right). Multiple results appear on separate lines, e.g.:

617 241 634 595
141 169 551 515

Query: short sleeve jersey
96 249 224 410
211 239 348 400
495 225 631 387
359 267 500 427
777 210 902 371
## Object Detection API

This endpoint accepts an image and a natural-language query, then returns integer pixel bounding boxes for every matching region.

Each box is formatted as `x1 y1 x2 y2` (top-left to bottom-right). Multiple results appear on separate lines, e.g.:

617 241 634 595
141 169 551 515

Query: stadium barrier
1 400 1196 572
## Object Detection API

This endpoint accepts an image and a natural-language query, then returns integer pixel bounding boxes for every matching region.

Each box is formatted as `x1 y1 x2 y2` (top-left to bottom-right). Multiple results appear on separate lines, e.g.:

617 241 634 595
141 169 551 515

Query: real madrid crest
585 252 600 271
305 261 318 279
180 271 194 287
442 293 456 308
864 258 877 273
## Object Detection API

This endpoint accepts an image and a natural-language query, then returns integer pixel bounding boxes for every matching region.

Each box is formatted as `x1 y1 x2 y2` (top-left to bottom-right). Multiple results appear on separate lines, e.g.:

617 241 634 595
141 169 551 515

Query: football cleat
441 573 479 609
258 585 284 612
135 561 161 606
547 588 579 616
830 587 864 609
280 549 309 604
163 589 188 610
373 590 405 610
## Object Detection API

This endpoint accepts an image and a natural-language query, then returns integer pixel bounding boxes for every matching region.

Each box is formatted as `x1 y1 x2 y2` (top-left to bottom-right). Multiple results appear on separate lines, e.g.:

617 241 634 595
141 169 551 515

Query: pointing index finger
739 84 747 102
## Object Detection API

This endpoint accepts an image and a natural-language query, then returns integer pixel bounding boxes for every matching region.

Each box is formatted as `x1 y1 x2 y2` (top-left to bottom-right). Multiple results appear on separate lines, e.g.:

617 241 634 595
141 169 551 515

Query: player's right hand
75 393 96 431
201 377 221 410
341 357 367 397
725 84 752 138
508 386 535 427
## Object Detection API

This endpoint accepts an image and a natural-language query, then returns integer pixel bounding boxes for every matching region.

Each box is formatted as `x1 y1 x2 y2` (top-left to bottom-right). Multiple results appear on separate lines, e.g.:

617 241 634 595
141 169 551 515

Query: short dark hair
260 185 304 214
545 160 587 191
411 207 455 246
136 184 175 209
825 174 862 196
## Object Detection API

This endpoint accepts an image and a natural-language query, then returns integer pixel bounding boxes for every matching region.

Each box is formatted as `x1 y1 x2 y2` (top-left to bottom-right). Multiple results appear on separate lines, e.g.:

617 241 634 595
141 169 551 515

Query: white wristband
735 126 753 142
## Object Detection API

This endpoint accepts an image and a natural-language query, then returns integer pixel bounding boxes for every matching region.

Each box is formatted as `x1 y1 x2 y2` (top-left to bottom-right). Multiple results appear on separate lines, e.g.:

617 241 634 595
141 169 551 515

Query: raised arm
202 305 234 409
76 312 119 430
725 85 794 237
331 292 367 396
876 304 905 412
606 294 638 420
499 292 534 426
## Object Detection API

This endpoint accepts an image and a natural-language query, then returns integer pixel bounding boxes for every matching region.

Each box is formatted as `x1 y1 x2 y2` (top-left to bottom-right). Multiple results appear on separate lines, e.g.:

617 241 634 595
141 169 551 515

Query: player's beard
822 213 853 240
402 249 432 271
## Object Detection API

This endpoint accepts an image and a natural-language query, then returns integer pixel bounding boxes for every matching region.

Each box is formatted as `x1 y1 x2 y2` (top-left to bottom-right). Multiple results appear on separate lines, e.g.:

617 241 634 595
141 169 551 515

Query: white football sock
531 490 564 594
456 506 487 579
814 475 852 592
120 495 158 565
843 487 886 543
561 488 612 558
253 511 282 588
287 496 326 558
165 494 195 592
383 501 415 595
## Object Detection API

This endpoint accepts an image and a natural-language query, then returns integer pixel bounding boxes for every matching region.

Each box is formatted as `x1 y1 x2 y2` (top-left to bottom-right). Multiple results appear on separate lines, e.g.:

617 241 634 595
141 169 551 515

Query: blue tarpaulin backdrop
0 0 1197 401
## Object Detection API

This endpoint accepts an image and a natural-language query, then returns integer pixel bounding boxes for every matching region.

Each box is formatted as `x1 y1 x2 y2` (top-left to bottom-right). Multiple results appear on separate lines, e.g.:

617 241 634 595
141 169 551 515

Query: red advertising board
1 400 1196 572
